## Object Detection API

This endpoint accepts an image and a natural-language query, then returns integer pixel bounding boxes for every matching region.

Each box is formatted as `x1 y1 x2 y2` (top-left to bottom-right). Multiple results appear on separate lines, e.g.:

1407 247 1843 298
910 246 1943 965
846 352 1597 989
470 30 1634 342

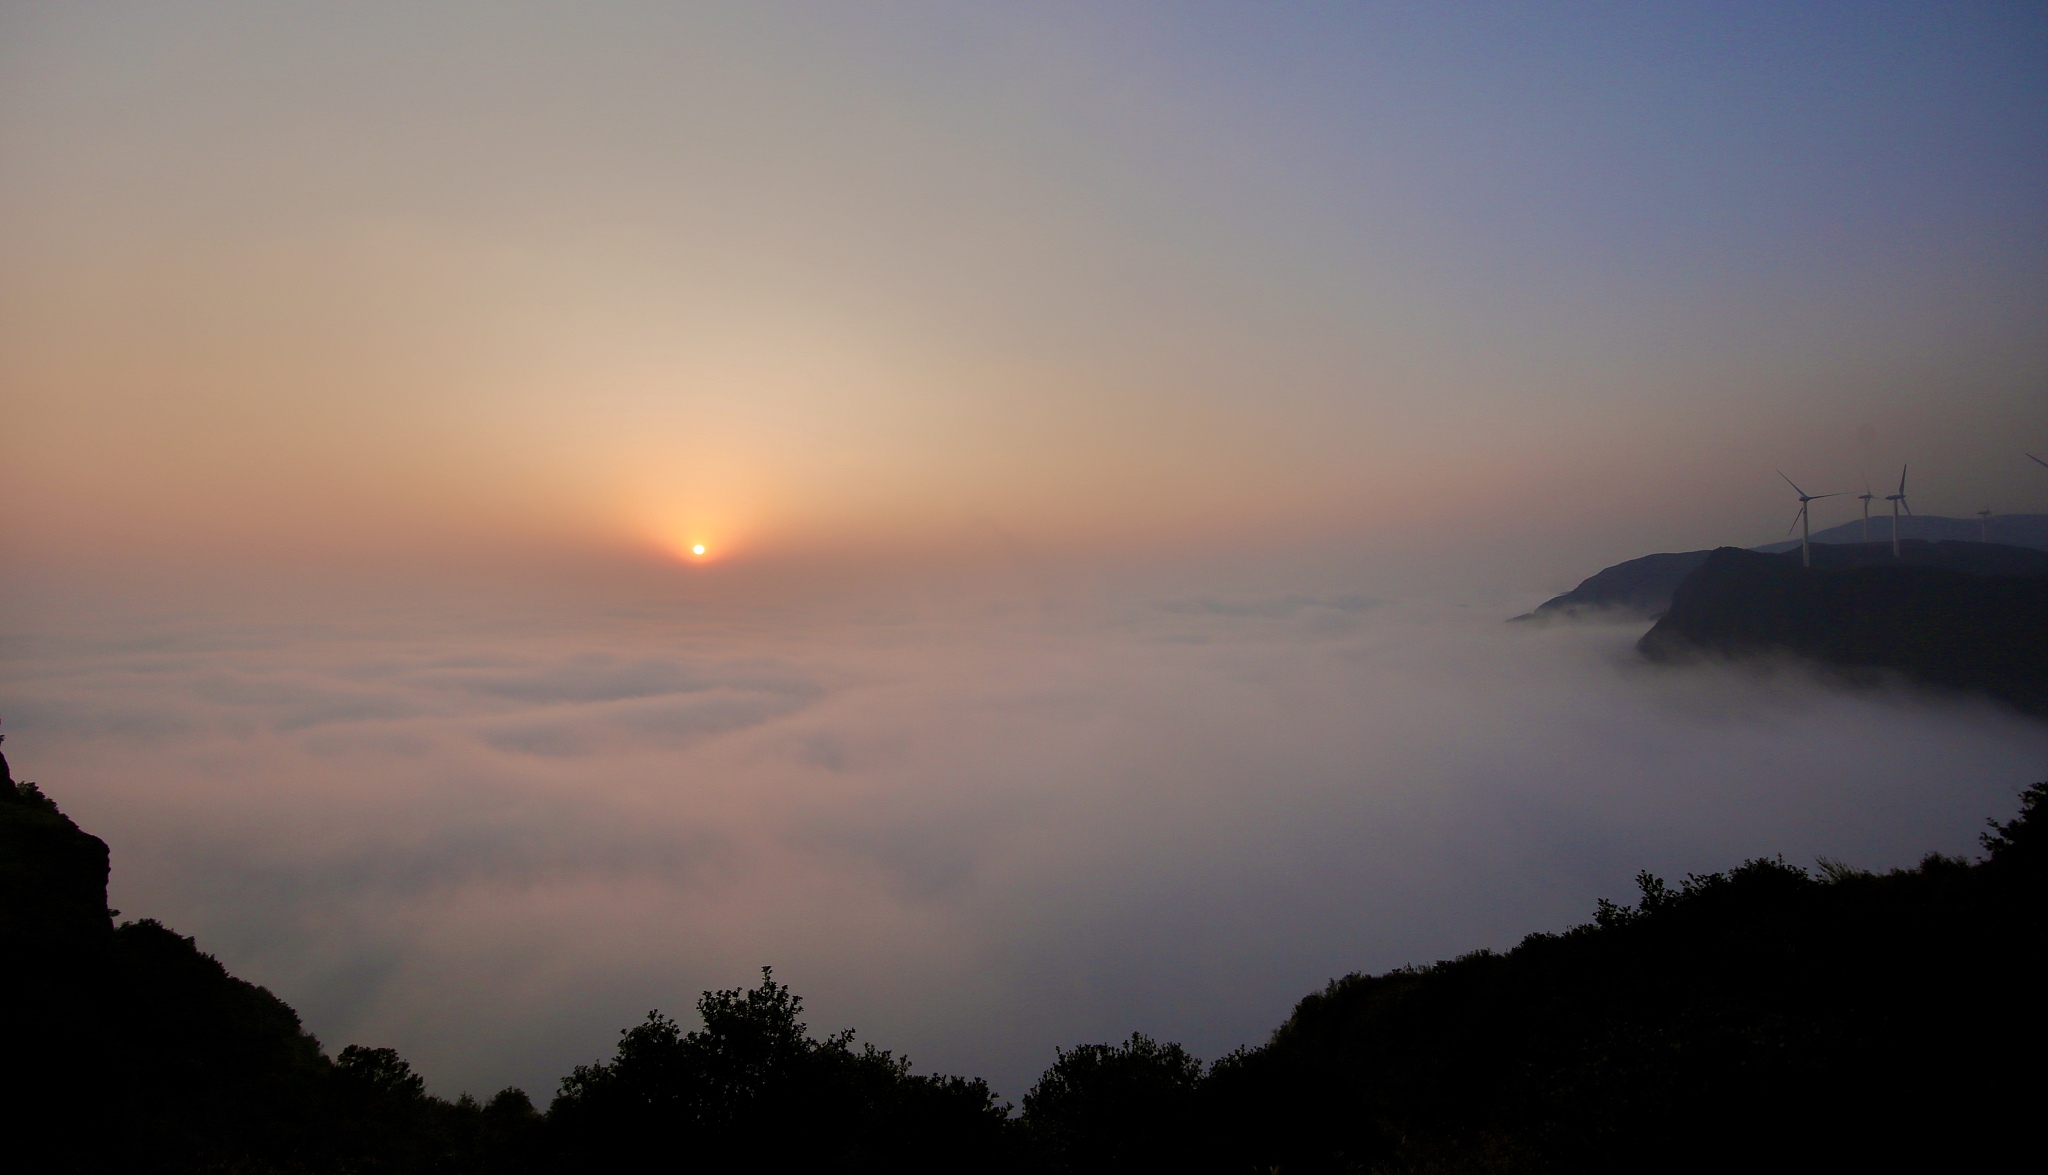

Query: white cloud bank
5 581 2045 1102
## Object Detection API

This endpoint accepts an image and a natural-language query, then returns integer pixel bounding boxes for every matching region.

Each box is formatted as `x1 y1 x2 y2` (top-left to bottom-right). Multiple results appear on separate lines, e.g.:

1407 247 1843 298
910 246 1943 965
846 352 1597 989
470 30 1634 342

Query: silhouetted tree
1983 779 2048 872
1202 784 2048 1174
546 968 1013 1172
1022 1033 1204 1174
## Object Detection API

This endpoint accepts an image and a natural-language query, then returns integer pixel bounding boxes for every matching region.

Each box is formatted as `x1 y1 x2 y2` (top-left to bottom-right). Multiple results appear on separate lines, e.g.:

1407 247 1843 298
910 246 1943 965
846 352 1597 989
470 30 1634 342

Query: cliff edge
1638 546 2048 716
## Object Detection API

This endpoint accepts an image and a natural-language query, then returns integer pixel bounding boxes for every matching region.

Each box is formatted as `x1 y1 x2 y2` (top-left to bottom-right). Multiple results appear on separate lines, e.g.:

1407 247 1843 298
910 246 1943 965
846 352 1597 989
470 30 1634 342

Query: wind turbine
1885 465 1912 559
1856 483 1876 542
1780 472 1843 569
1977 506 1993 543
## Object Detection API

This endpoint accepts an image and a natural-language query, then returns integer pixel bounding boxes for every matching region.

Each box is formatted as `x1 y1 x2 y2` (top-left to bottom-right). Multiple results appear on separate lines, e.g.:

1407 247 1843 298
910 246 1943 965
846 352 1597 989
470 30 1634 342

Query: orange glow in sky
5 0 2048 1117
1 2 2043 593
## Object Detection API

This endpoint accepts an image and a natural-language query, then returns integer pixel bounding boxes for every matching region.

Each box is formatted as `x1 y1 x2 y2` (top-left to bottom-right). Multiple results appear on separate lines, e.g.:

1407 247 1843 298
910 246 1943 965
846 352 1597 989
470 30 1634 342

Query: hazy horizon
5 1 2047 1104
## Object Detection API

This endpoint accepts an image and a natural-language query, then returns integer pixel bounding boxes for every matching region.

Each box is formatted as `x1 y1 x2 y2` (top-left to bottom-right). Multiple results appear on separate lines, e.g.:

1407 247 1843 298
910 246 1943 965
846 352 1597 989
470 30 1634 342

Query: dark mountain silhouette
1517 536 2048 621
1788 538 2048 576
1639 545 2048 716
3 739 119 1160
1754 510 2048 554
9 725 2047 1172
1514 549 1713 620
0 737 543 1173
1201 790 2048 1173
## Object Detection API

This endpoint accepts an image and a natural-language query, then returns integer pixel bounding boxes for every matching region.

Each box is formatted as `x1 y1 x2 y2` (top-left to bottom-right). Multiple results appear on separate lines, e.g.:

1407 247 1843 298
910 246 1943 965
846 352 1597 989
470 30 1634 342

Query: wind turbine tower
1780 472 1842 569
1857 484 1876 542
1977 506 1993 543
1885 465 1912 559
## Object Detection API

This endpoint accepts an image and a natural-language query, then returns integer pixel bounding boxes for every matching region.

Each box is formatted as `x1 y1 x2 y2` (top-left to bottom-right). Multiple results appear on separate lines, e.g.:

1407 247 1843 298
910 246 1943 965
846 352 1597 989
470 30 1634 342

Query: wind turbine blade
1903 499 1913 516
1812 492 1845 499
1787 507 1804 536
1897 464 1908 494
1779 471 1807 497
2030 453 2048 470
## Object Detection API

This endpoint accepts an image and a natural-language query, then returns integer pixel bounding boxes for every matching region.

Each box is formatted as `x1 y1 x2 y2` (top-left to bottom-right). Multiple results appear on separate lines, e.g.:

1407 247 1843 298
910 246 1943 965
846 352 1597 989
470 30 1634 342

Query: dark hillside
2 743 121 1165
8 728 2047 1172
0 747 111 954
1 740 536 1173
3 745 333 1172
1200 787 2048 1173
1639 546 2048 715
1518 538 2048 622
1795 537 2048 575
1754 511 2048 554
1514 549 1712 620
2 734 994 1173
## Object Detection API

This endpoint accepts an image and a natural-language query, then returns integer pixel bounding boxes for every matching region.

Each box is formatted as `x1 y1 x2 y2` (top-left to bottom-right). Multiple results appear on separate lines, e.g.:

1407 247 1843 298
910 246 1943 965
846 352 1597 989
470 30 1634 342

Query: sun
654 530 717 563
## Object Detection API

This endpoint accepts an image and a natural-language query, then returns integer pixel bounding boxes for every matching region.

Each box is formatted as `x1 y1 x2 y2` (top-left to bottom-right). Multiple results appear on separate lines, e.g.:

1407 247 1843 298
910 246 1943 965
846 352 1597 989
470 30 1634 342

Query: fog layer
6 573 2043 1102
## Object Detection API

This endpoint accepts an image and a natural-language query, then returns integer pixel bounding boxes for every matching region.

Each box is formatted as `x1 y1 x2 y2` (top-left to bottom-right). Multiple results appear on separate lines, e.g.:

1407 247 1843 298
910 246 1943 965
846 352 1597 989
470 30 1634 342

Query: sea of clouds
5 574 2046 1102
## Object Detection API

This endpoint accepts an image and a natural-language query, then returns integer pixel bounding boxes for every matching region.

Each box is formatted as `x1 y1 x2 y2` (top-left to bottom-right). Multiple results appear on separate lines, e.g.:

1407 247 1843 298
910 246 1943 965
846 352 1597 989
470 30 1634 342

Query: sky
3 1 2047 1102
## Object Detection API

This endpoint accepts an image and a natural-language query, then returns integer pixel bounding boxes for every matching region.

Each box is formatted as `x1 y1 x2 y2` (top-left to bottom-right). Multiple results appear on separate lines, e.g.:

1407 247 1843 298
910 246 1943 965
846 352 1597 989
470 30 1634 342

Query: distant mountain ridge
1754 512 2048 554
1517 516 2048 621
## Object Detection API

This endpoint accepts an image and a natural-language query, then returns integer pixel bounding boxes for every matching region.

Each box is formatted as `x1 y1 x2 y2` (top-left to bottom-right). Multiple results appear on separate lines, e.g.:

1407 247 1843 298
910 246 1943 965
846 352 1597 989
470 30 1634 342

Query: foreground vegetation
6 735 2042 1172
